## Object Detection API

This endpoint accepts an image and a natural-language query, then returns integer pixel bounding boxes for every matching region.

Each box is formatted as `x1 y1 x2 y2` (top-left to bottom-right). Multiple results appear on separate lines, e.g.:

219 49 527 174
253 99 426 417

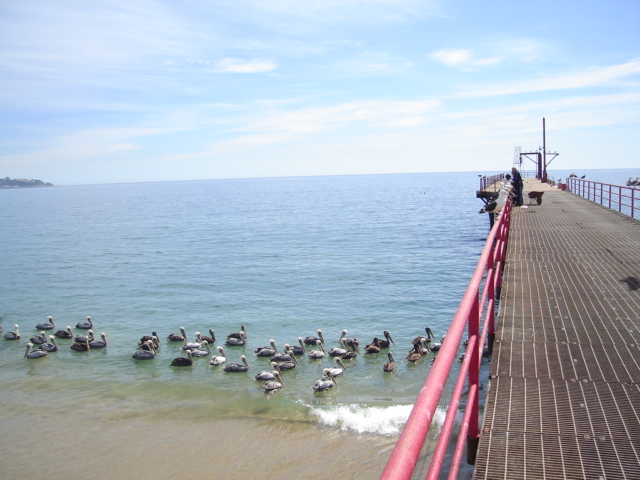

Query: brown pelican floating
189 340 212 357
383 352 396 372
275 349 299 371
426 328 441 352
270 348 293 362
167 327 187 342
287 338 306 356
171 350 194 367
199 329 216 345
36 316 55 330
70 338 90 352
412 327 431 347
210 346 227 366
406 343 422 363
326 357 348 377
224 355 250 372
76 316 93 330
364 338 382 355
226 325 247 340
89 332 107 349
313 369 337 392
39 336 59 352
4 324 20 340
182 333 202 351
328 339 349 357
255 362 282 381
262 372 284 393
308 340 325 360
54 326 74 339
304 329 324 346
378 330 395 349
132 341 156 360
225 331 246 347
341 342 359 360
339 329 360 348
30 331 48 345
255 340 278 358
24 343 48 359
74 331 91 344
139 332 160 347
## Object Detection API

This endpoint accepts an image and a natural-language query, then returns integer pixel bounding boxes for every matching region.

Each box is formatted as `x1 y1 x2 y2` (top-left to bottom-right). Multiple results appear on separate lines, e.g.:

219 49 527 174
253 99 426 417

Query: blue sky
1 0 639 185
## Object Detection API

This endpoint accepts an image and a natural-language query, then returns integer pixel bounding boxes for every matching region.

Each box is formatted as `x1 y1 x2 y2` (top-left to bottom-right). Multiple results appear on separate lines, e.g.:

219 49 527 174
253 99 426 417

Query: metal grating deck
474 181 640 480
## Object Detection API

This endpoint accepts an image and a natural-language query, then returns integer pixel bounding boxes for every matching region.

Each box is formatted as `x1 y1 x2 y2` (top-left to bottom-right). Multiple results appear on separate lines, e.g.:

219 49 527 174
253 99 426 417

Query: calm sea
1 169 637 479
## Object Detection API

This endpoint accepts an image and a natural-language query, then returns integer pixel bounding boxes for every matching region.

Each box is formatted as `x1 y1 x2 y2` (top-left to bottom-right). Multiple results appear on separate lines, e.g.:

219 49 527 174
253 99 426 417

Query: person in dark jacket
511 167 523 206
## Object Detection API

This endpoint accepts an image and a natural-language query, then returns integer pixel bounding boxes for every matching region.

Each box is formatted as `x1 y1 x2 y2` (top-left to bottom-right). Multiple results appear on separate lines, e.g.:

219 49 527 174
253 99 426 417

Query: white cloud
216 58 277 73
429 49 472 66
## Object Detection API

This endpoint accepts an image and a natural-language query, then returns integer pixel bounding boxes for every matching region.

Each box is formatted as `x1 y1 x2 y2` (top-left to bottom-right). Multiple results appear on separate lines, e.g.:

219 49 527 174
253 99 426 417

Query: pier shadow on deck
474 179 640 480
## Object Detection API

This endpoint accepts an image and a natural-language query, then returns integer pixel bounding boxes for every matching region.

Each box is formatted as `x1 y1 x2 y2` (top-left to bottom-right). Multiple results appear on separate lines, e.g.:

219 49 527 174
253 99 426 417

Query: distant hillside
1 177 54 188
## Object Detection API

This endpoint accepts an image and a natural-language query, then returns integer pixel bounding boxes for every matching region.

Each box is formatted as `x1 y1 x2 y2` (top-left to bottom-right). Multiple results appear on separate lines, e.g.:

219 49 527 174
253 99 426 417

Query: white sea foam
310 403 448 436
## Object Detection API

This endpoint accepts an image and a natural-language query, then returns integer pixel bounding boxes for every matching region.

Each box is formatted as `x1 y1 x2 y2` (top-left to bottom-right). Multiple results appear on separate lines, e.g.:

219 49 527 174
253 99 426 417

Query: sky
1 0 639 185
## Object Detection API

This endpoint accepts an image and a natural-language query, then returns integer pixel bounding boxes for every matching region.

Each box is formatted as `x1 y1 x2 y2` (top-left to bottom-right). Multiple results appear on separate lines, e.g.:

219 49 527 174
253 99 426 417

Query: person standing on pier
511 167 523 206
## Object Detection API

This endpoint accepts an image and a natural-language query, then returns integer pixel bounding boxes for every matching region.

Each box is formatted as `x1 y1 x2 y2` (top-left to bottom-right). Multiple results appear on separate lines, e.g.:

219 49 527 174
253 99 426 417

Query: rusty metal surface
474 186 640 480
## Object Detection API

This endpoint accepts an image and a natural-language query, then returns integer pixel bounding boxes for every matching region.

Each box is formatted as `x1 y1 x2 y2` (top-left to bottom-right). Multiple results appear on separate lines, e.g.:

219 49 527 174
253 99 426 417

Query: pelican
313 369 337 392
76 316 93 330
139 332 160 347
74 331 91 344
412 327 431 347
39 336 59 352
226 325 247 340
276 350 299 371
182 333 202 351
383 352 396 372
89 332 107 349
328 338 349 357
270 349 293 362
255 362 281 381
304 329 324 346
54 326 74 339
255 339 278 358
364 338 382 355
171 350 193 367
210 346 227 366
140 336 160 351
70 338 90 352
24 343 48 359
36 316 56 330
339 329 360 348
426 328 441 352
326 357 348 377
341 342 359 360
30 331 48 345
406 343 422 363
167 327 187 343
132 341 156 360
287 338 306 356
4 324 20 340
308 340 325 360
189 340 212 358
225 331 246 347
199 329 216 345
378 330 395 349
262 372 284 393
224 355 250 372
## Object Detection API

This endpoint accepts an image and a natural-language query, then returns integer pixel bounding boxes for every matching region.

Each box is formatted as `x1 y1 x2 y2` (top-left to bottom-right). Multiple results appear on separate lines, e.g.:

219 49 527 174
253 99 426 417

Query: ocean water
4 169 634 479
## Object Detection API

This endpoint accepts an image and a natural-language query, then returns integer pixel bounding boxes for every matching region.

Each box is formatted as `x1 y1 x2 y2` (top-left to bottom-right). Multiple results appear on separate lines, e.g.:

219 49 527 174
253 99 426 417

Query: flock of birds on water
1 315 451 394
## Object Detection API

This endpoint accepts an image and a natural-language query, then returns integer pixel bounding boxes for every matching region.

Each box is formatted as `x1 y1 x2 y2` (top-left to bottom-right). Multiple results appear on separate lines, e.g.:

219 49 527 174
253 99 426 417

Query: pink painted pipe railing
380 199 512 480
565 178 639 219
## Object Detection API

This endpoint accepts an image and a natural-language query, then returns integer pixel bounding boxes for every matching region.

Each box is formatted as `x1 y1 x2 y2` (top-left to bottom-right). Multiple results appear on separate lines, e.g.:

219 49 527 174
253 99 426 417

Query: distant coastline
1 176 54 189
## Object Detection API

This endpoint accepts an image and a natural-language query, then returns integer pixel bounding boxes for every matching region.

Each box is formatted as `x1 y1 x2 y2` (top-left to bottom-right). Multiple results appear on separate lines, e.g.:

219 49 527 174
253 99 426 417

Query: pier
474 177 640 479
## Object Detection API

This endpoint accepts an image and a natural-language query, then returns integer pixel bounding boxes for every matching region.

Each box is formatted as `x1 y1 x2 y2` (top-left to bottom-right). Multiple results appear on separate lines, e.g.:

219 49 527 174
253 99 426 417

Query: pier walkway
473 178 640 479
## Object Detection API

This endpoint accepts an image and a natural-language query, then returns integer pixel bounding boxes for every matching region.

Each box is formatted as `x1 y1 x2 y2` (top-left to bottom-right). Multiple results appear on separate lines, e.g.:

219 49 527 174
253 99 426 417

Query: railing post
467 294 480 465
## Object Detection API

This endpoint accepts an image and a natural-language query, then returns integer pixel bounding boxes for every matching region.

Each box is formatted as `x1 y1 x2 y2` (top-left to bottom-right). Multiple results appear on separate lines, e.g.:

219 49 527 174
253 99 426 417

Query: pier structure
474 177 640 479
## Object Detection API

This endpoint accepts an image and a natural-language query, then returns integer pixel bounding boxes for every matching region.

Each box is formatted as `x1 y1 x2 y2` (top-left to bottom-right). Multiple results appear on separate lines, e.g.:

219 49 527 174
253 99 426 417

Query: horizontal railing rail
566 178 639 219
478 173 507 193
380 198 512 480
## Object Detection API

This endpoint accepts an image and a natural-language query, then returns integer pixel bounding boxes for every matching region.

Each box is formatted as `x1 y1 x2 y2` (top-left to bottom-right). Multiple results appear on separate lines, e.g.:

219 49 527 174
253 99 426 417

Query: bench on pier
526 191 544 205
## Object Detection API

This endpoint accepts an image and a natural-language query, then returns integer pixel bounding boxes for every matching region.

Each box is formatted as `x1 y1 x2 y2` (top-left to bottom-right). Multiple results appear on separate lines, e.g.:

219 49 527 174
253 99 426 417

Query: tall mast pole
542 118 547 182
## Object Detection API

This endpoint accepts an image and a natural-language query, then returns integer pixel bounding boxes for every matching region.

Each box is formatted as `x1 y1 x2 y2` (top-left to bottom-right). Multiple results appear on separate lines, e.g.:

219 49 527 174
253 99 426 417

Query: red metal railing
566 178 639 219
380 199 512 480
